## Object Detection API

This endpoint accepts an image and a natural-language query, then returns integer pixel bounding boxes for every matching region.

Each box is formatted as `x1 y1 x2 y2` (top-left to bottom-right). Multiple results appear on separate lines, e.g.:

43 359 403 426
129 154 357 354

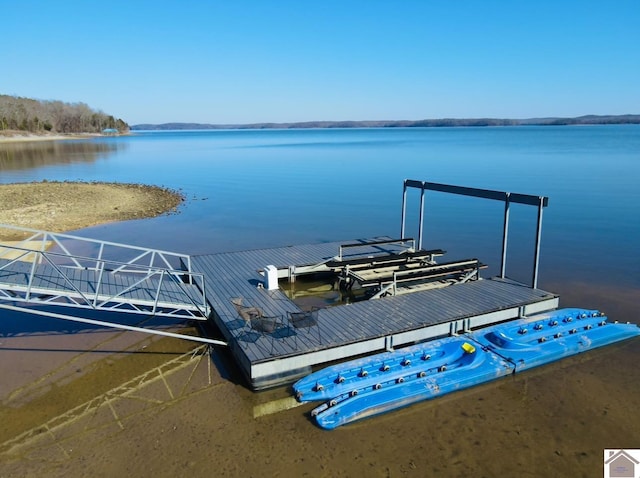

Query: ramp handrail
0 243 208 318
0 224 193 274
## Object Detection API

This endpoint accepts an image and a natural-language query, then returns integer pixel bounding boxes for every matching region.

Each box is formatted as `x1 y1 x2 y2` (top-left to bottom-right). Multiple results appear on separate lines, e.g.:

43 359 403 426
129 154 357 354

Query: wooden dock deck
191 238 559 389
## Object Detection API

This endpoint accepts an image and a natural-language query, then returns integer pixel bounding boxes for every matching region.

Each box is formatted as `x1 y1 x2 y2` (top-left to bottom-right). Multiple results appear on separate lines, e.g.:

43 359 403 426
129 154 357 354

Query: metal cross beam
400 179 549 288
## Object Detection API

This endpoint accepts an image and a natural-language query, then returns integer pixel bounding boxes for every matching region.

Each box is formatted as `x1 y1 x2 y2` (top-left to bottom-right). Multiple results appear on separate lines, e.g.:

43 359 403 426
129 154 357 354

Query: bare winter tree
0 95 129 134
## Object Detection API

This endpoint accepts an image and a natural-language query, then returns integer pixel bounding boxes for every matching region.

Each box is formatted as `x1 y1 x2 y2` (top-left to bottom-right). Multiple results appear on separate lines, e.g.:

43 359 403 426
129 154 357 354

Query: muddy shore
1 314 637 477
0 181 183 241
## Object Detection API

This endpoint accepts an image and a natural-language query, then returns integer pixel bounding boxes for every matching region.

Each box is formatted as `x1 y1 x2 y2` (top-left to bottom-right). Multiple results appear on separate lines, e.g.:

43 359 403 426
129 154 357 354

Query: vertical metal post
532 196 544 289
400 180 408 238
500 193 510 278
417 185 425 250
185 255 193 283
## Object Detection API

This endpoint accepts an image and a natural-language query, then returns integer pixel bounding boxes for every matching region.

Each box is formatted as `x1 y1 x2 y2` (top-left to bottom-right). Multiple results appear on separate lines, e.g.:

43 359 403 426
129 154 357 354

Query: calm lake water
1 126 639 292
1 126 639 475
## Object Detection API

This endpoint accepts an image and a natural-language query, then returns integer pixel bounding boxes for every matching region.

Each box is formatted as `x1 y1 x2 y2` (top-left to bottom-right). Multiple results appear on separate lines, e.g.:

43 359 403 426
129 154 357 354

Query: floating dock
190 238 558 389
189 179 556 389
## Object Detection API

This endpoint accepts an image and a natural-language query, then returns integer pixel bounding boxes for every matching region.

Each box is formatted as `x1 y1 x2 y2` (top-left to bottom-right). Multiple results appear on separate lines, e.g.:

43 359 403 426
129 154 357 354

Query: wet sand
0 282 638 477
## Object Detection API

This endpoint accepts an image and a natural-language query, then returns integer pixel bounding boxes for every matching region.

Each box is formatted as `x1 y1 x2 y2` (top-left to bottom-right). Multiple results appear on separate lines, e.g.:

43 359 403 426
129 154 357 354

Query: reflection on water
281 272 358 309
0 140 124 172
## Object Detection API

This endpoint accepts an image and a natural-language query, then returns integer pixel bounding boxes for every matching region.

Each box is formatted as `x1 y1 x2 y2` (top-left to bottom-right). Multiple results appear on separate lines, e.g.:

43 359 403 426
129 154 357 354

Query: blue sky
2 1 638 124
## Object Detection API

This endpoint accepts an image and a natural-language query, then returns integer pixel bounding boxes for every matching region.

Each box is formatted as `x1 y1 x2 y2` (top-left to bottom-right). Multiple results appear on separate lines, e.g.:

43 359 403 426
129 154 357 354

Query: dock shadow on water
0 308 210 438
0 280 638 477
280 272 368 309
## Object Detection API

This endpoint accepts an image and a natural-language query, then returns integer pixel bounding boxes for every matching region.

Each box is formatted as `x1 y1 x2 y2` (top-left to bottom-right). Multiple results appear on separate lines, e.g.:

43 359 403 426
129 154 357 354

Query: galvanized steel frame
0 224 194 273
0 224 209 319
400 180 549 288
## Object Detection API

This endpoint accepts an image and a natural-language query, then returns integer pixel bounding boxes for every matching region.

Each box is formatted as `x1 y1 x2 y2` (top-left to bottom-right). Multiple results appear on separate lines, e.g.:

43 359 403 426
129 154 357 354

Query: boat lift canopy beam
400 180 549 289
337 238 415 261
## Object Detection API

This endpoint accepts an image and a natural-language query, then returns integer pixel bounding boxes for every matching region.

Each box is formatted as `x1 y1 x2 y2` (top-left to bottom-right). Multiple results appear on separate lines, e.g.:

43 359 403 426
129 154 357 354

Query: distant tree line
133 114 640 131
0 94 129 134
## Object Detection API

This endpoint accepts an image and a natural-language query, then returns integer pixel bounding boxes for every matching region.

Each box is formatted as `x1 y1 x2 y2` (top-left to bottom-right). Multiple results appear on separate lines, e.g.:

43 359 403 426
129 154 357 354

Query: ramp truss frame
0 225 209 320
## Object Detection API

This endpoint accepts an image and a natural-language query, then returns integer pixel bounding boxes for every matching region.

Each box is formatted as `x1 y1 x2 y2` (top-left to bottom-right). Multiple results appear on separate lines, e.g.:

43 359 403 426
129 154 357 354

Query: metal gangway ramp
0 225 210 320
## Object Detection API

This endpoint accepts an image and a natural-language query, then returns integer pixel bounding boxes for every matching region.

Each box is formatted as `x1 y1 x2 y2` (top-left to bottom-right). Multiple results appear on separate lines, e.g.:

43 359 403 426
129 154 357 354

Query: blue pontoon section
470 308 640 372
293 337 474 402
310 341 513 430
293 308 639 429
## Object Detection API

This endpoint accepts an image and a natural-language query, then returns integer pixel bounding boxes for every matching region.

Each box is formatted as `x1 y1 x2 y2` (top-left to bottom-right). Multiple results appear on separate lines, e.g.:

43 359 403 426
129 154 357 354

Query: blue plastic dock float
293 308 639 429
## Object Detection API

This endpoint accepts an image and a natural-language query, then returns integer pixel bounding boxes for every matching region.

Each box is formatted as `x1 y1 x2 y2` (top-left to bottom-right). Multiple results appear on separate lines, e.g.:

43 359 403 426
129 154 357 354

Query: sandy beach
0 181 183 241
0 132 102 144
0 181 638 477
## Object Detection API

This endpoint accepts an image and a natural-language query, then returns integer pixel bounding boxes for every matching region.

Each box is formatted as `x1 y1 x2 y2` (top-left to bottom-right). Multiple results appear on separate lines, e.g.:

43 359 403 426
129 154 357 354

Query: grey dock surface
191 238 559 389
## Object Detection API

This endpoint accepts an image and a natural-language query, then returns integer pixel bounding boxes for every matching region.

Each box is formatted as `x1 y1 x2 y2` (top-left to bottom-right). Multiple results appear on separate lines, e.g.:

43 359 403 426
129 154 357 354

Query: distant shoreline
3 115 637 139
0 131 130 144
132 114 640 131
0 132 100 144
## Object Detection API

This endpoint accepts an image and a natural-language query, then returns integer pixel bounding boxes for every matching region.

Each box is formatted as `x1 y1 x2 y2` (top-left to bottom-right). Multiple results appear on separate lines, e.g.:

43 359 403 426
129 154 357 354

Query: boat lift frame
400 180 549 288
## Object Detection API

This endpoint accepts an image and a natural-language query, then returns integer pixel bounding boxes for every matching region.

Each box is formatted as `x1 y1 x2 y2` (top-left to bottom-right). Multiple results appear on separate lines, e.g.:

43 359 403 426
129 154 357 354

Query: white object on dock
264 264 279 290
